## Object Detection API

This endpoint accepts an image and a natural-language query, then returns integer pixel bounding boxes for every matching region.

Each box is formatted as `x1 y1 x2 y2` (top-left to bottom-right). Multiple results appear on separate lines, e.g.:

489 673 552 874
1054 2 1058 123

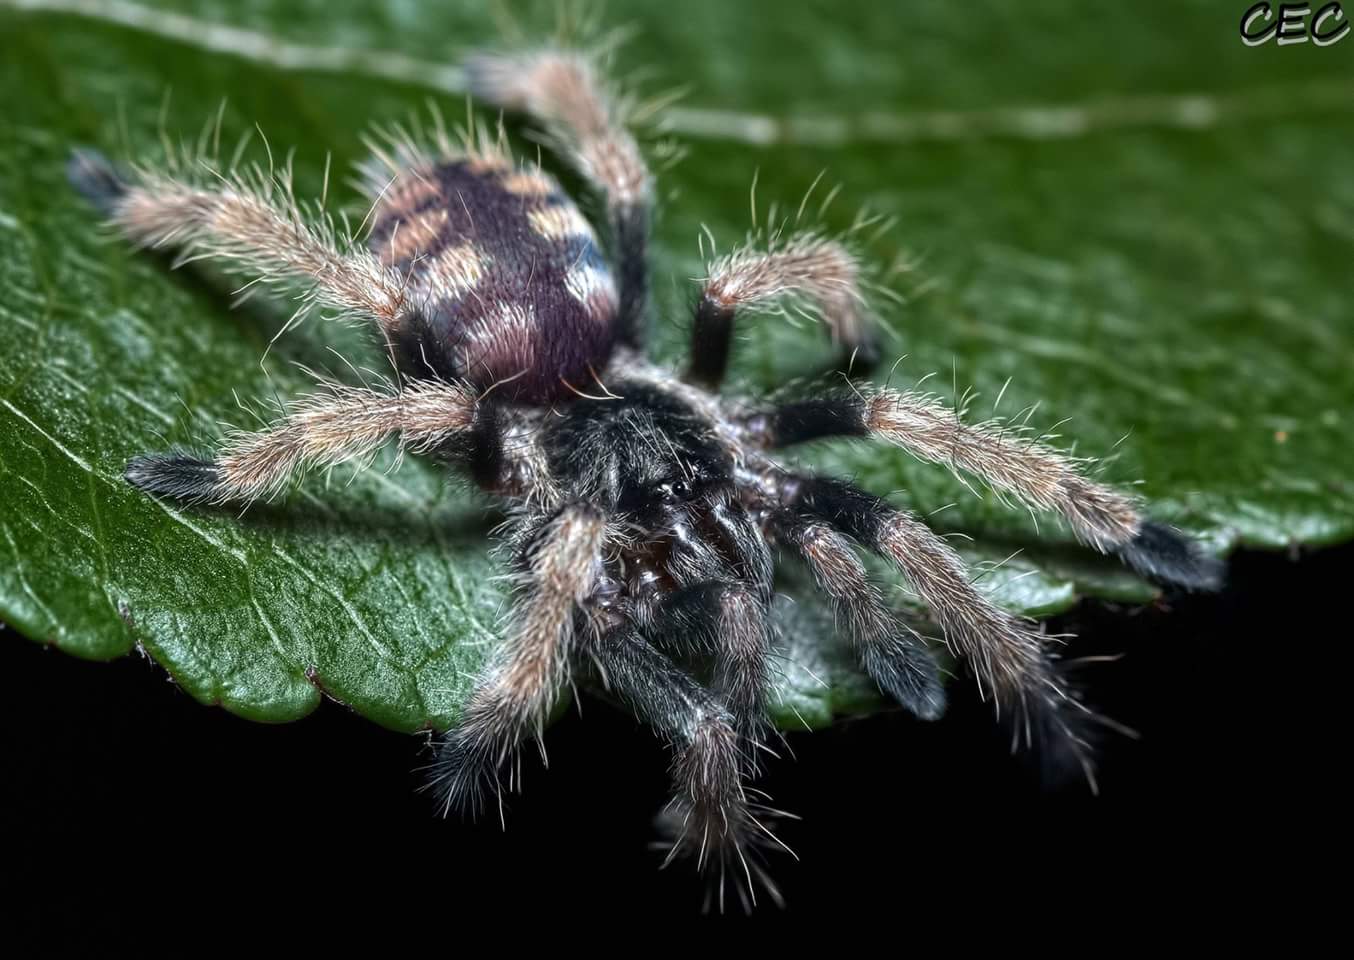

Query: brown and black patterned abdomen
369 159 618 404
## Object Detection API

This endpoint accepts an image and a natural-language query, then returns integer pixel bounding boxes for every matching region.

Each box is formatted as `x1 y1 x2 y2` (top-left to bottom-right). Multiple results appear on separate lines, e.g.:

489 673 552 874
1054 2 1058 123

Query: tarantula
70 47 1220 902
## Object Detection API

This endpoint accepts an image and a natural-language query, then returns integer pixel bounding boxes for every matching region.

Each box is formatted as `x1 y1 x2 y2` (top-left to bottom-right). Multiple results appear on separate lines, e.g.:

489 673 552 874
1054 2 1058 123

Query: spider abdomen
370 158 618 403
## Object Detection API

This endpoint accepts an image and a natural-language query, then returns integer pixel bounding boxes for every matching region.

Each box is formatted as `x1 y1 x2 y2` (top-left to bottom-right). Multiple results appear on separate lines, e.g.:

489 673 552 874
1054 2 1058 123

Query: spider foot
1001 666 1117 793
653 797 793 913
858 634 948 721
68 147 128 215
424 725 516 822
1115 521 1225 593
125 452 222 502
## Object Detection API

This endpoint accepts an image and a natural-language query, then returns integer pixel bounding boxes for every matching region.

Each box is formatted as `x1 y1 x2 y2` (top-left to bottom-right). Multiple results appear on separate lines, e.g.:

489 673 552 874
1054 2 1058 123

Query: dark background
6 540 1339 919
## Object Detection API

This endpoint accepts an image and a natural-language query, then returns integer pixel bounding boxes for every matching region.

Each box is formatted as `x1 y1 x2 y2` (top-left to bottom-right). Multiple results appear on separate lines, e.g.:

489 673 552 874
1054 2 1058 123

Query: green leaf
3 0 1352 732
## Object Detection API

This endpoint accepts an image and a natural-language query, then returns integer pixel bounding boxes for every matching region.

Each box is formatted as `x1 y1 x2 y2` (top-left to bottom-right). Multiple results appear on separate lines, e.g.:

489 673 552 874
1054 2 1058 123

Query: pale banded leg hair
739 388 1224 591
784 474 1096 781
67 149 407 333
772 512 946 722
701 585 770 743
863 387 1139 550
868 507 1099 779
465 48 652 343
689 233 878 388
863 385 1222 586
431 502 608 814
465 48 650 211
124 379 478 504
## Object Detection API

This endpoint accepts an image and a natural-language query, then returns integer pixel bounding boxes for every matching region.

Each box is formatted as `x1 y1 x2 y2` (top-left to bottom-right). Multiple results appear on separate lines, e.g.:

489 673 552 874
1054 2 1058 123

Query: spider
69 46 1221 904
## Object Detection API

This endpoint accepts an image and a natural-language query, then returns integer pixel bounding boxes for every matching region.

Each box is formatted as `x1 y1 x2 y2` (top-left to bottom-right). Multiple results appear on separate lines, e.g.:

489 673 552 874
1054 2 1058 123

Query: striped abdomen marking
369 161 618 404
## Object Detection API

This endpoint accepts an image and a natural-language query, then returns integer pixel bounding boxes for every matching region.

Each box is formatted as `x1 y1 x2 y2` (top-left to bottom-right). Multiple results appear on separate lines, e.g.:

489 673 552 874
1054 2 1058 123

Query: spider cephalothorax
70 44 1222 907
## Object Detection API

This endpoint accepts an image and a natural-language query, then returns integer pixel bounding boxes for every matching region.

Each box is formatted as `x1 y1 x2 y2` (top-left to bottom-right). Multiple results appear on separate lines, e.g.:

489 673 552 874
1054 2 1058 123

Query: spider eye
657 478 693 502
670 479 692 499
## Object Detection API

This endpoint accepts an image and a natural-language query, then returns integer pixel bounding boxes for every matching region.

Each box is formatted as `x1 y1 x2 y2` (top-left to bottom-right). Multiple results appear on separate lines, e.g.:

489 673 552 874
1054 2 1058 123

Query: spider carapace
70 46 1222 908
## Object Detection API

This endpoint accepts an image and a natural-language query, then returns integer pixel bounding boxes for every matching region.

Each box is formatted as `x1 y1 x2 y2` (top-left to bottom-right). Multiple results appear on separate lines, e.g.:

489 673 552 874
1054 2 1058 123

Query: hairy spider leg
583 621 770 906
739 388 1224 591
769 509 947 721
467 49 653 347
781 473 1098 784
124 380 490 504
688 233 881 389
639 582 771 745
431 502 608 814
67 149 409 335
